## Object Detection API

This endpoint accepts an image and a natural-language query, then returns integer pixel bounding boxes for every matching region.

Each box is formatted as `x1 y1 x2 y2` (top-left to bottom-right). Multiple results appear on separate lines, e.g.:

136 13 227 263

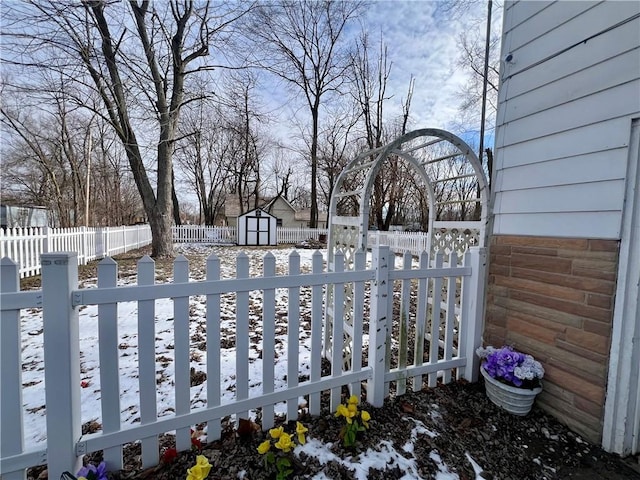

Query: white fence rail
0 225 152 278
0 246 486 479
172 226 327 245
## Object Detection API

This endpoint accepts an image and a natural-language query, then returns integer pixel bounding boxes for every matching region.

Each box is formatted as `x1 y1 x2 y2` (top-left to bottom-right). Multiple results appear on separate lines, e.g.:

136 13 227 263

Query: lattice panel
431 228 479 257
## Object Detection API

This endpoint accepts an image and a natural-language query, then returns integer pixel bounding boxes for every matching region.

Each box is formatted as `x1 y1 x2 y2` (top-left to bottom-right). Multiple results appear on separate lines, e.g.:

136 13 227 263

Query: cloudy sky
265 0 503 145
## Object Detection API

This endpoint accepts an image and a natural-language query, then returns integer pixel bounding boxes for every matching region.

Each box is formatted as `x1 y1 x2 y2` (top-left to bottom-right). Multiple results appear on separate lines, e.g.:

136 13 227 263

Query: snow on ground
18 243 457 478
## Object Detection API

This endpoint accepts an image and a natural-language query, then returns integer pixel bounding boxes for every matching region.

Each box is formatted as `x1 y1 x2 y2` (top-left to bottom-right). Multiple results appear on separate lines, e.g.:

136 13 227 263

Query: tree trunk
310 105 319 228
148 206 174 258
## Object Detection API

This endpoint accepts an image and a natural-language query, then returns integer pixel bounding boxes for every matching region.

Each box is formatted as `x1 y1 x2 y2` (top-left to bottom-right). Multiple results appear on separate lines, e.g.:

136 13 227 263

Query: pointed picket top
137 255 155 285
206 252 220 262
312 249 323 264
262 251 276 277
174 255 189 283
98 256 117 266
236 251 249 277
263 251 275 261
174 254 188 263
0 257 18 267
138 255 155 265
1 256 19 291
288 249 300 259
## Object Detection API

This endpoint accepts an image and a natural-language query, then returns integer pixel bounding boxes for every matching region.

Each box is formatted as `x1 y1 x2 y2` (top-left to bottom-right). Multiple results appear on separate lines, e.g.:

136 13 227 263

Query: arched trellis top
328 128 490 266
324 128 490 363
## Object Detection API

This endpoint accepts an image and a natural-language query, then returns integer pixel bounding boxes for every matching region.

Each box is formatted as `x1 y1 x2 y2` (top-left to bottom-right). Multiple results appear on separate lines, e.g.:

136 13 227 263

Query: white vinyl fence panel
0 225 152 278
0 245 486 479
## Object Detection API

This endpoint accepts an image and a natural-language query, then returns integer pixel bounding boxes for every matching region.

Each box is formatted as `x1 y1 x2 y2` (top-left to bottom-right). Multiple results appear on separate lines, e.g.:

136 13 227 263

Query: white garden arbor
324 128 490 364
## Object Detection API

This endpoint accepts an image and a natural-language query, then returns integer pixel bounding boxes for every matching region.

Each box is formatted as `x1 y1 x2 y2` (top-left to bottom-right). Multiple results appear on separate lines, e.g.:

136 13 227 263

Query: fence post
1 258 26 480
366 245 390 407
41 252 82 478
460 246 487 382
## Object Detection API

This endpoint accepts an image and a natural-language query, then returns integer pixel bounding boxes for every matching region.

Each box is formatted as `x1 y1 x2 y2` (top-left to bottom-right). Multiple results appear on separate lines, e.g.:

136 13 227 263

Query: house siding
488 0 640 451
494 0 640 239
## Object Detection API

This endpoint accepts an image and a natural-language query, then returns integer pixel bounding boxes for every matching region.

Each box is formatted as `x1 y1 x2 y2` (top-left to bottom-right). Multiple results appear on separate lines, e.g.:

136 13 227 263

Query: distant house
263 195 297 227
293 209 328 229
222 194 261 227
224 194 328 229
487 1 639 456
0 205 51 229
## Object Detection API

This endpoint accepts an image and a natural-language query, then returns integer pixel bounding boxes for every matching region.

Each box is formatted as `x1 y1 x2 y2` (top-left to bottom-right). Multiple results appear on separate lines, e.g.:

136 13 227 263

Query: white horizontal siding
503 1 601 51
505 0 554 29
494 180 626 215
502 48 640 124
498 79 640 147
504 1 640 74
493 1 640 239
497 116 633 169
493 211 622 239
495 147 629 191
500 19 639 100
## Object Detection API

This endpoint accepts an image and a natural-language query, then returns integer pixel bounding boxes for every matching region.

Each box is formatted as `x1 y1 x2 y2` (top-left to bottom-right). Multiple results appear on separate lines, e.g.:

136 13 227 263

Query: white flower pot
480 366 542 416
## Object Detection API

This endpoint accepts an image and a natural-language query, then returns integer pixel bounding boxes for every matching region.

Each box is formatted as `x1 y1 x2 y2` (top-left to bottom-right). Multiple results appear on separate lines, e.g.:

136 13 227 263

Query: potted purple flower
476 346 544 415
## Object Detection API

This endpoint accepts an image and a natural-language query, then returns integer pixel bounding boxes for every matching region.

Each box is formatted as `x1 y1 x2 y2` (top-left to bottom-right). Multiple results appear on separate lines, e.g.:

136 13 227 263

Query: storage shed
237 208 277 246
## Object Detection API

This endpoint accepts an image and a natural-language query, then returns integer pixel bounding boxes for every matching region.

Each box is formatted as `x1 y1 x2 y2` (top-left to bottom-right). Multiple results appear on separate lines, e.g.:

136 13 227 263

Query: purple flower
477 345 544 388
77 461 107 480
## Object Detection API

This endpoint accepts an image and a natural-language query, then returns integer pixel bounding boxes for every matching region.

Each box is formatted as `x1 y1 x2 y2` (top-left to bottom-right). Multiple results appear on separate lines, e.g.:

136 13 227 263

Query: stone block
494 275 585 302
511 267 616 295
510 253 572 274
588 239 619 252
565 327 610 355
510 290 612 322
543 363 605 404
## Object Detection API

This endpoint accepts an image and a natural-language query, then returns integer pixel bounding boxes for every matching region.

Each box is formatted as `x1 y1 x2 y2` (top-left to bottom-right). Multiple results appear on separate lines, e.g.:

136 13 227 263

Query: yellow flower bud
269 426 284 439
257 440 271 454
348 395 359 405
335 404 348 417
361 410 370 428
296 422 308 445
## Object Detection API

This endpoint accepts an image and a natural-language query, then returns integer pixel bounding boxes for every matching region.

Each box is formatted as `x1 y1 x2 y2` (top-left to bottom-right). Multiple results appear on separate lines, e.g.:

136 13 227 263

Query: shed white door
246 217 270 246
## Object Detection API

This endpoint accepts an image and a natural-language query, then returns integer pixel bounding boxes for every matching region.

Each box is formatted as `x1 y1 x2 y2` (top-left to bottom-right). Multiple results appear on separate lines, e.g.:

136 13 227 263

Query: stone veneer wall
484 235 619 443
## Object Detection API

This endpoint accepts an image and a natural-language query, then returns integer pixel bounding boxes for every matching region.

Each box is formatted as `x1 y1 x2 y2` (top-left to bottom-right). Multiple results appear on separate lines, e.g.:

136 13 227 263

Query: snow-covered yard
18 243 477 479
21 245 327 445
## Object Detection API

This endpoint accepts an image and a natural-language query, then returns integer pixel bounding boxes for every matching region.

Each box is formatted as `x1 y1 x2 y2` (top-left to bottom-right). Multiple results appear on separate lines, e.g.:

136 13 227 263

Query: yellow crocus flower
257 440 271 454
335 404 349 418
348 395 359 405
274 432 294 453
269 426 284 439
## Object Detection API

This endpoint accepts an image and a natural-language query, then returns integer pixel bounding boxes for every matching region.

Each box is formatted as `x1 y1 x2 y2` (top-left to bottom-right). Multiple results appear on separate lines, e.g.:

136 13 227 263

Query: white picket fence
172 226 327 245
0 225 152 278
0 245 486 479
0 225 476 280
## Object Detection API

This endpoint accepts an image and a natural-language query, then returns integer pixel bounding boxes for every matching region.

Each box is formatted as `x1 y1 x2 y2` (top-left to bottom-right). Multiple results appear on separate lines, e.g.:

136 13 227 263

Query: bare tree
244 0 364 227
1 93 142 227
2 0 251 256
